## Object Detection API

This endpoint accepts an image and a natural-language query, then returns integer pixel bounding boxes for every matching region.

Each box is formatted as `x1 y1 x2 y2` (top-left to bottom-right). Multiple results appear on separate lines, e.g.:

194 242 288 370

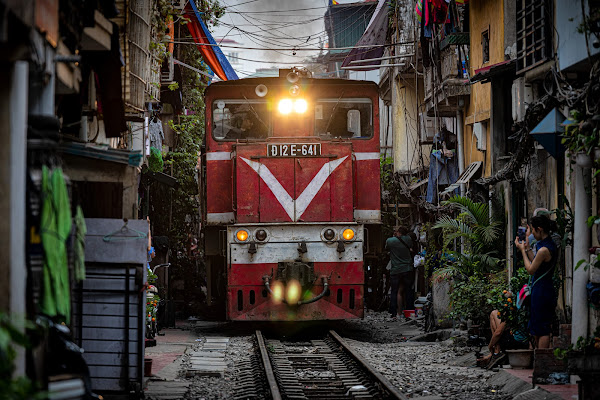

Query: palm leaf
474 222 502 246
442 195 491 226
433 215 474 237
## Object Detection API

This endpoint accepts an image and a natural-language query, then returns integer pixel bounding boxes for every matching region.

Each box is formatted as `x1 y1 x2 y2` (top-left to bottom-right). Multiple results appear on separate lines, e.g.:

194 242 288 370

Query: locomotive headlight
286 279 302 305
236 229 249 241
278 99 293 114
342 228 355 241
294 99 308 114
271 280 284 304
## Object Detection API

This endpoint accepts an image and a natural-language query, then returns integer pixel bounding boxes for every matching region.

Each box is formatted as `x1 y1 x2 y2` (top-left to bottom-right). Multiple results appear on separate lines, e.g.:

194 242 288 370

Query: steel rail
255 330 282 400
329 330 409 400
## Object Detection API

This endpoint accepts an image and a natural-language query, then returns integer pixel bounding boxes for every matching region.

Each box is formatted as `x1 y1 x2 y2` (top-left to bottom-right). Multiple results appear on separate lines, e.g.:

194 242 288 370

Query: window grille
516 0 552 73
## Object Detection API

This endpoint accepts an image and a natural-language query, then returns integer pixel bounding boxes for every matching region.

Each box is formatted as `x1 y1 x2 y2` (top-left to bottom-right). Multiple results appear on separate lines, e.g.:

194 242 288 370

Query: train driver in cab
224 112 254 139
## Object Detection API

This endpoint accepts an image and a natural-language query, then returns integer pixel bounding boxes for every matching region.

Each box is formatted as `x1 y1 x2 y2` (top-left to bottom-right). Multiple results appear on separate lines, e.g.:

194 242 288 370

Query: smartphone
517 226 527 242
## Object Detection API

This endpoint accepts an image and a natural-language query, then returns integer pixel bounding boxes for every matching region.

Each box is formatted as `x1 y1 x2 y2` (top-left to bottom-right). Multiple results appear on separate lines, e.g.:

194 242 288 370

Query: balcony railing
424 43 470 117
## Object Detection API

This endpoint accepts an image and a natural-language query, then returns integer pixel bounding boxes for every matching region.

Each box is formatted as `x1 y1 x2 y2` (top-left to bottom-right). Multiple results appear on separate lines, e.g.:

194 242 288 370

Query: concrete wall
62 156 139 219
392 77 427 173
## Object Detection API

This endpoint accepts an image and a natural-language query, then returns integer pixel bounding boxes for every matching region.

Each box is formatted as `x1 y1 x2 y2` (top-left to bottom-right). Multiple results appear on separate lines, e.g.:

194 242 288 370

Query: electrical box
420 113 437 143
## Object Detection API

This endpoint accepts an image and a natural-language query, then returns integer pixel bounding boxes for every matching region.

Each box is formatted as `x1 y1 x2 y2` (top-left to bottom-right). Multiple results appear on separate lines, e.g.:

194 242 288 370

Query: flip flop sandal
486 353 507 370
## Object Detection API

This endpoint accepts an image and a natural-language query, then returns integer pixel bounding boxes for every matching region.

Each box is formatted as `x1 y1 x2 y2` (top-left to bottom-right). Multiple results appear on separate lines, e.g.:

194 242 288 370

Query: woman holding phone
514 215 558 349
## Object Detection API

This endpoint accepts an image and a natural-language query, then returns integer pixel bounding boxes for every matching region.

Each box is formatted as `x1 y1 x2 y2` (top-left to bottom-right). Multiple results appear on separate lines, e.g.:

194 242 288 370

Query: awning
60 142 143 167
184 0 238 81
471 60 515 83
340 0 389 71
529 108 567 159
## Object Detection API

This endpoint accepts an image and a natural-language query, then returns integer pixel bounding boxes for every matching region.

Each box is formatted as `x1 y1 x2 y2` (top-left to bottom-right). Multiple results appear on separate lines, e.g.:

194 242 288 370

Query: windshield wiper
323 90 345 136
243 95 269 132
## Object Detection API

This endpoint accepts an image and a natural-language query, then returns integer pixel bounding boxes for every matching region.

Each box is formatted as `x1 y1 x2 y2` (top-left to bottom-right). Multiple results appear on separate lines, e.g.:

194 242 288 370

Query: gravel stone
180 311 510 399
186 335 253 399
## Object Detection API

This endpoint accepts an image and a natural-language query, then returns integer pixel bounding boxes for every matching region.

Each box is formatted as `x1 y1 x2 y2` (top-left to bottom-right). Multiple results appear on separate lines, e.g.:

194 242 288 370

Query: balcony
424 43 471 117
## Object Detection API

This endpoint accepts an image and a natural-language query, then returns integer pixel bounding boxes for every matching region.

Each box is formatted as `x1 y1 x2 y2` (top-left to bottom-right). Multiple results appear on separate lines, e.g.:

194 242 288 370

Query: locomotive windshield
211 97 373 140
212 99 270 140
314 98 373 139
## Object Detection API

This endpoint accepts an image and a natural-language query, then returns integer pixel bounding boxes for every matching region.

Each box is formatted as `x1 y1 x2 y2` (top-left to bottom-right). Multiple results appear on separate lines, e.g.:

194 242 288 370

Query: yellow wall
393 78 427 173
464 0 505 177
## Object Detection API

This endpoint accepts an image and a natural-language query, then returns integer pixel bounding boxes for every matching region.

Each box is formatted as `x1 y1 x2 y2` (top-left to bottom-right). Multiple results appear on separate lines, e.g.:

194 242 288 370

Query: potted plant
554 327 600 398
495 269 533 368
561 110 600 168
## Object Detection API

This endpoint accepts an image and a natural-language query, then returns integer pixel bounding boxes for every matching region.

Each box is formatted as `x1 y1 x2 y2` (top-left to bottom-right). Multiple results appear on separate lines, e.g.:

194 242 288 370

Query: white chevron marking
240 156 348 221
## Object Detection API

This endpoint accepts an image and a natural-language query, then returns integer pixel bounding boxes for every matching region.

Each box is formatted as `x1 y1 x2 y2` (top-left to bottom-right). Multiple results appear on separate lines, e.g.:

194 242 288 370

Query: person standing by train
386 226 414 320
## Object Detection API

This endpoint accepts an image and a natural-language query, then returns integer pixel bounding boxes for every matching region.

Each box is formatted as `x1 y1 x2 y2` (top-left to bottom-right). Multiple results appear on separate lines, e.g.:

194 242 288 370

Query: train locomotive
200 68 382 321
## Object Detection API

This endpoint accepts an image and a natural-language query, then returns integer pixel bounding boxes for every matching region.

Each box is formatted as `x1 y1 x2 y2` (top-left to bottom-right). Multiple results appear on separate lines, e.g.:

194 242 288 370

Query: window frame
313 97 374 140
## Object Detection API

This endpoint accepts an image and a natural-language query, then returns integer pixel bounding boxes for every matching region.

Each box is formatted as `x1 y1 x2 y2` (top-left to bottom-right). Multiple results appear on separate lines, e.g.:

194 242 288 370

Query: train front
202 70 381 321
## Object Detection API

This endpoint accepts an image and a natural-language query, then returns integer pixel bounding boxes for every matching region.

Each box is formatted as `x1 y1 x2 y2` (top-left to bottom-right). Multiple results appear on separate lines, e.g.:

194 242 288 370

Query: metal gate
72 218 147 396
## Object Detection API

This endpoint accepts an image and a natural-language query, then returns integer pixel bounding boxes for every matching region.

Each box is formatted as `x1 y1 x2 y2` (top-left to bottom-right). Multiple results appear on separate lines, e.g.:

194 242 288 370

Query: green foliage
0 314 44 399
380 156 394 194
575 257 600 271
433 195 503 274
561 109 600 160
554 326 600 360
448 272 504 325
148 1 222 254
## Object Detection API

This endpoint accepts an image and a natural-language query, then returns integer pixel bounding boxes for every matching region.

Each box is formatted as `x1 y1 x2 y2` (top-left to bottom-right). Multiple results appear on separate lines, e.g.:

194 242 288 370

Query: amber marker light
286 279 302 305
294 99 308 113
236 230 249 241
278 99 293 114
342 228 355 241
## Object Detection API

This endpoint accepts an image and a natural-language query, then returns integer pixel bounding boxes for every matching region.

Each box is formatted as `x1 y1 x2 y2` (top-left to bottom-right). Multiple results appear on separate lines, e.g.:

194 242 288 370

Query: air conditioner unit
420 113 437 143
473 122 487 151
511 77 533 122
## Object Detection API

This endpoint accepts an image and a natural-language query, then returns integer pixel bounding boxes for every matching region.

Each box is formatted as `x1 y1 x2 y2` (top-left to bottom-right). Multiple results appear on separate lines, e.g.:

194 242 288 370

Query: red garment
430 0 448 25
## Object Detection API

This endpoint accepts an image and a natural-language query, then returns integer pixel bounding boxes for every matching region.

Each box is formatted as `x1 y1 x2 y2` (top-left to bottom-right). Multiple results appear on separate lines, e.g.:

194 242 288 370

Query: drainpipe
456 104 465 196
572 164 591 344
10 61 29 376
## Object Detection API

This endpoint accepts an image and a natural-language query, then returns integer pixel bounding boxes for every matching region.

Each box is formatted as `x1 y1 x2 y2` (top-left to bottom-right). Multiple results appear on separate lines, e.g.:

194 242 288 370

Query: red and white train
200 68 381 321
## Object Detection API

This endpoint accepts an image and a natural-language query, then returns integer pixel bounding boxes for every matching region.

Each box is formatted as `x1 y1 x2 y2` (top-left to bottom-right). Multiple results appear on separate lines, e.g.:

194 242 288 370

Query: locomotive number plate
267 143 321 157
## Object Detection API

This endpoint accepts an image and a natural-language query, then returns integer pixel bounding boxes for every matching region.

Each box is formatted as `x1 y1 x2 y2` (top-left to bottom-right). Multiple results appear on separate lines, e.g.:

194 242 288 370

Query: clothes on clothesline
40 166 73 323
426 149 459 203
425 129 459 203
149 119 164 152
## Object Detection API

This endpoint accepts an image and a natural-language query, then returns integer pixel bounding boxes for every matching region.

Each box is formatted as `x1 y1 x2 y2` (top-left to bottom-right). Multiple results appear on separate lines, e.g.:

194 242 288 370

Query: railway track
235 330 407 400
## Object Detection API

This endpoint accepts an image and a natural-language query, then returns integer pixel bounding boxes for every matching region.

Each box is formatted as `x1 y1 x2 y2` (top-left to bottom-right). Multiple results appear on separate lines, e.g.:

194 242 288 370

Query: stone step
145 381 189 400
187 351 225 358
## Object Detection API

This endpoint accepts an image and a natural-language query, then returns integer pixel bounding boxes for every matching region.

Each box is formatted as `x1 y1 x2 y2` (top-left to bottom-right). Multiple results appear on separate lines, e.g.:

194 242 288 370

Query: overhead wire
216 2 376 51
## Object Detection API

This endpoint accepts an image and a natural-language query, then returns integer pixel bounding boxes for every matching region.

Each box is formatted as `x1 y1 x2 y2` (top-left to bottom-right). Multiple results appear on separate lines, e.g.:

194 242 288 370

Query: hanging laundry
40 166 73 323
430 0 449 25
416 0 423 23
149 117 164 152
426 130 459 203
